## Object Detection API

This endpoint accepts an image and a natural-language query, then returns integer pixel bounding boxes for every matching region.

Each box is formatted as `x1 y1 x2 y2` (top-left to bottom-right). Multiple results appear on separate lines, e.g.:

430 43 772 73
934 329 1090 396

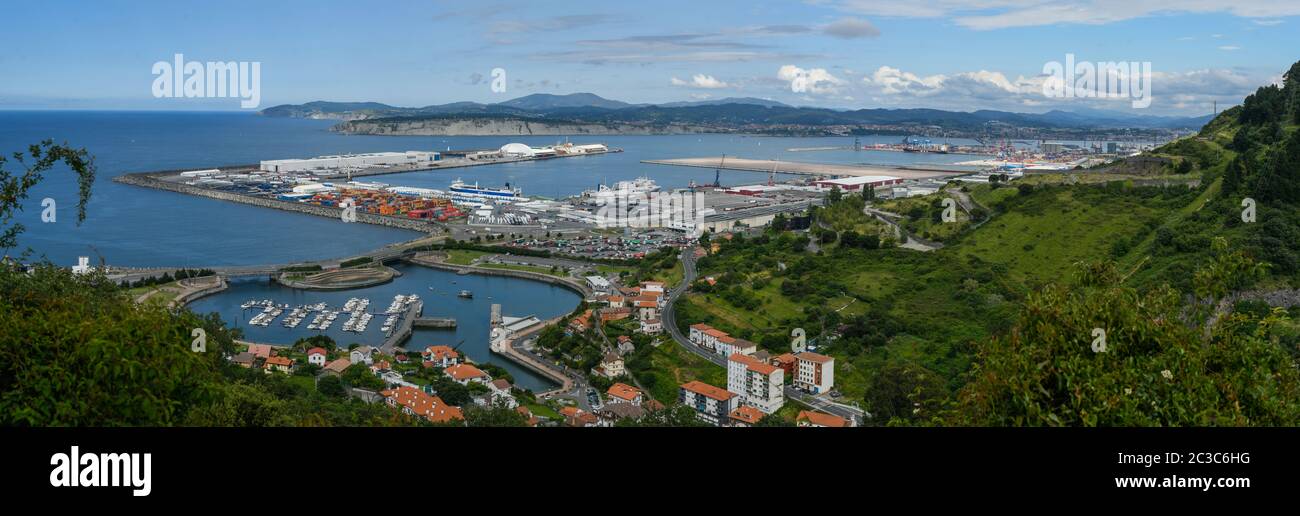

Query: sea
0 110 983 390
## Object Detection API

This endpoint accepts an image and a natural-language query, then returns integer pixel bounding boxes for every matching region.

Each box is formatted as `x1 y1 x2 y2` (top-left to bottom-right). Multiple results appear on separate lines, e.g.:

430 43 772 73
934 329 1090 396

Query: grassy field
628 342 726 404
478 262 568 277
443 249 491 265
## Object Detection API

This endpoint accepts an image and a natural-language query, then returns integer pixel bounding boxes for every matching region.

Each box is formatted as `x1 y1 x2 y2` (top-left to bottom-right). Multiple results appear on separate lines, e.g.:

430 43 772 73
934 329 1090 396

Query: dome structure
499 143 535 157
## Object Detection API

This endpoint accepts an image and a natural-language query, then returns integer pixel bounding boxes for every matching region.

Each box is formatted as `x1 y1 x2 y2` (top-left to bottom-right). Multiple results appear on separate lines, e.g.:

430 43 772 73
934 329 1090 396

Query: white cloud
1218 45 1241 51
825 1 1300 30
848 63 1264 114
671 74 730 88
778 65 845 94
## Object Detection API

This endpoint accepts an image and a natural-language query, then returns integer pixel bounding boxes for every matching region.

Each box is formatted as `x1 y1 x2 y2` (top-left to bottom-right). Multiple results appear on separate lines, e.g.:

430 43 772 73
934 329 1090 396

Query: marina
188 262 581 392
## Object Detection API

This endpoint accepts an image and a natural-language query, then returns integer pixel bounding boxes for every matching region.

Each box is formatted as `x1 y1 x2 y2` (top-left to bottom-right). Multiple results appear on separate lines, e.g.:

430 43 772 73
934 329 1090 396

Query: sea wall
114 173 438 233
404 255 592 298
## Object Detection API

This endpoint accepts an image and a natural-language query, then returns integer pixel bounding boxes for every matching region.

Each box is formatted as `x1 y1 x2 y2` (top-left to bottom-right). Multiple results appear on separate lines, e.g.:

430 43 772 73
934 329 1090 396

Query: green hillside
683 59 1300 426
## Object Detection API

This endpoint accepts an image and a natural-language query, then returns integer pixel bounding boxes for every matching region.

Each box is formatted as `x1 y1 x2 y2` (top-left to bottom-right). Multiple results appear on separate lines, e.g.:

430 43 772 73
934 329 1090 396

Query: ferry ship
449 179 523 201
582 176 660 204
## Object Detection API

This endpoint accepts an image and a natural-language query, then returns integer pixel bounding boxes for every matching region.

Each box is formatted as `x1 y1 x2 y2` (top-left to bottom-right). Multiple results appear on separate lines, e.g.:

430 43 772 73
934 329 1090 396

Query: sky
2 0 1298 115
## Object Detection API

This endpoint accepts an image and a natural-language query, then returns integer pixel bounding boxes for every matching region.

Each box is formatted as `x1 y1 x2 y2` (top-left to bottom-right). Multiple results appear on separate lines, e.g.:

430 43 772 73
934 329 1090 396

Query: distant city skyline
2 0 1298 115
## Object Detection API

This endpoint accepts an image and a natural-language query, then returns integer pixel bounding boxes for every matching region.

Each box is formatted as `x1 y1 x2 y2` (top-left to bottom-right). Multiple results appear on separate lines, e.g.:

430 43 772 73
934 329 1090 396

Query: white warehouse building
260 151 439 173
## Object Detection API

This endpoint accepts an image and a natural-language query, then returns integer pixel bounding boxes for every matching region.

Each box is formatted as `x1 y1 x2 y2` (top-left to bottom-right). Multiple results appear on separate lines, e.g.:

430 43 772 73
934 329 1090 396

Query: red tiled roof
423 345 459 361
681 381 734 401
307 347 327 357
606 383 642 402
264 356 293 367
445 363 487 381
382 386 464 424
729 353 778 375
730 406 765 425
797 410 850 427
796 351 834 364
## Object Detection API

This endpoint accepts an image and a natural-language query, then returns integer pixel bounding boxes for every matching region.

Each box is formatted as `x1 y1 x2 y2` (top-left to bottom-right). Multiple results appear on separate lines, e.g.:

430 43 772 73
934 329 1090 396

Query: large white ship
448 179 523 202
582 176 660 202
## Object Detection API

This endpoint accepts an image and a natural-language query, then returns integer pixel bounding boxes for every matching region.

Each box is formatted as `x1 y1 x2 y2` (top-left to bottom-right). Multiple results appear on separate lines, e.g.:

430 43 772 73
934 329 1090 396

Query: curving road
662 247 866 425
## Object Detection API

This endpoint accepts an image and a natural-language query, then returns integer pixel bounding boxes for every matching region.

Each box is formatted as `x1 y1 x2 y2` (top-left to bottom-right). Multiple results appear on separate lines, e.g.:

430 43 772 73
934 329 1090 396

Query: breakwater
113 172 439 233
404 253 591 298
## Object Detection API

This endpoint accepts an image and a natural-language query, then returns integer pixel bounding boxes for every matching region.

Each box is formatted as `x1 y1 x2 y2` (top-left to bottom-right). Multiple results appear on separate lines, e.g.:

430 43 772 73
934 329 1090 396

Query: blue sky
2 0 1298 115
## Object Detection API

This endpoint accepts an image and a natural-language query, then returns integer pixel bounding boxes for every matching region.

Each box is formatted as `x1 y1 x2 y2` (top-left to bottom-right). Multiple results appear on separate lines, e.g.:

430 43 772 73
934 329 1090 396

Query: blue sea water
1 110 977 266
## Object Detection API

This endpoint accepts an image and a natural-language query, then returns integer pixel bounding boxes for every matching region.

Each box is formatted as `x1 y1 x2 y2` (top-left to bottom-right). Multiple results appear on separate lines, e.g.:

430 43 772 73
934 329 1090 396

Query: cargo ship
449 179 523 201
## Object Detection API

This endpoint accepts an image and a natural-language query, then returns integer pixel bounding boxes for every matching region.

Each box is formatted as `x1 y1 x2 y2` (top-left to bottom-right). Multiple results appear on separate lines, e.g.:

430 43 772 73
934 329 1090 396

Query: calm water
188 263 580 391
2 110 977 267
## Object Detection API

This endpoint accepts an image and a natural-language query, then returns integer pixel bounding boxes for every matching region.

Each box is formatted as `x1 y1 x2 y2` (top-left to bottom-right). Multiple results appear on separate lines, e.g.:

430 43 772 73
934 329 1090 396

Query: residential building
445 363 489 385
727 353 785 414
593 353 625 378
729 405 765 427
517 406 540 427
245 343 273 359
323 357 351 376
717 337 756 357
231 351 256 368
606 382 644 405
597 402 645 423
381 386 464 424
488 379 517 408
797 410 853 428
561 406 600 427
679 381 736 426
263 356 293 374
640 318 663 334
307 347 328 367
773 353 797 377
349 345 375 365
795 352 835 394
421 345 461 369
615 335 635 356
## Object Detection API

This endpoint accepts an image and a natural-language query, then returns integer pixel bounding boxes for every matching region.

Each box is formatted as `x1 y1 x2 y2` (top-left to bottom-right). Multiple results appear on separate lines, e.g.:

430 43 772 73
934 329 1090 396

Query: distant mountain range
260 92 1211 132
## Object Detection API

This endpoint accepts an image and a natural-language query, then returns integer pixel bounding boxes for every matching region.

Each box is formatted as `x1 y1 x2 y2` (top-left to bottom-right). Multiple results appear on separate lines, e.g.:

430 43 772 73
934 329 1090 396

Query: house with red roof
444 363 489 385
381 386 464 424
263 355 294 374
679 380 736 426
421 345 460 369
796 410 853 428
307 347 328 367
606 382 644 405
729 405 765 427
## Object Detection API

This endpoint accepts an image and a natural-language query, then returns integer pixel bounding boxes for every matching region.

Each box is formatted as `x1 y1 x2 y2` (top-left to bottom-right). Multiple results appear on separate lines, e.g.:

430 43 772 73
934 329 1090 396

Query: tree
316 375 347 398
754 414 794 427
863 361 946 425
0 140 96 253
464 400 528 427
615 405 710 427
951 259 1300 426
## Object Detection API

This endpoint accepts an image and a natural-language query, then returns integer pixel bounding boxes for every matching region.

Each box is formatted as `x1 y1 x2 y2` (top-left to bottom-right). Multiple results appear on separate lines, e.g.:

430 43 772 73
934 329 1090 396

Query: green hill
683 59 1300 426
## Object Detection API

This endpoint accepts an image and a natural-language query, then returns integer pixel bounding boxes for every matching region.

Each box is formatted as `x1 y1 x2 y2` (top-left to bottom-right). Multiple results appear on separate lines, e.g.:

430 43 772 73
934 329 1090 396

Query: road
661 247 866 425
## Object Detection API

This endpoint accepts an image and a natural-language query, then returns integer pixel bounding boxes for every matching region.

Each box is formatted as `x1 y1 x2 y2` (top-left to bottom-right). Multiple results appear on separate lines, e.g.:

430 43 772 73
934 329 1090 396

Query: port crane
712 154 725 188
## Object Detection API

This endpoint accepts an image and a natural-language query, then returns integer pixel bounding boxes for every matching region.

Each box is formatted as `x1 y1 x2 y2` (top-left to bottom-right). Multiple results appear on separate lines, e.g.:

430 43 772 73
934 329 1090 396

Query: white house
349 346 375 366
307 347 327 367
727 353 785 414
679 381 736 426
716 338 756 358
